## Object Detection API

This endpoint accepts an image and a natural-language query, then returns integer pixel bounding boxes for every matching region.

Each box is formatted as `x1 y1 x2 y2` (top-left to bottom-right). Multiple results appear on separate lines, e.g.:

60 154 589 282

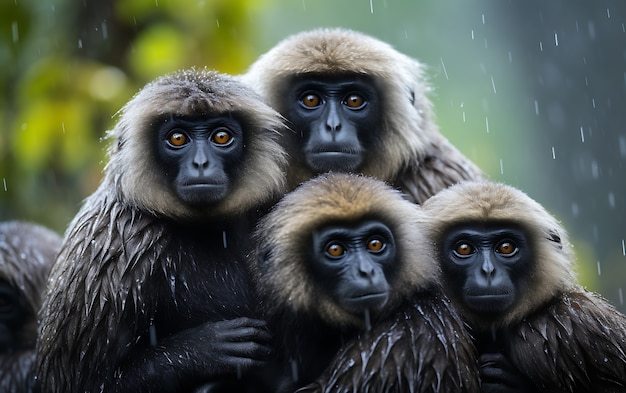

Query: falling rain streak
597 261 602 276
622 239 625 256
580 126 585 142
440 58 449 80
222 230 228 249
551 147 556 159
554 32 559 46
491 75 497 94
485 117 490 133
619 288 624 306
2 178 6 191
500 159 504 175
370 0 373 13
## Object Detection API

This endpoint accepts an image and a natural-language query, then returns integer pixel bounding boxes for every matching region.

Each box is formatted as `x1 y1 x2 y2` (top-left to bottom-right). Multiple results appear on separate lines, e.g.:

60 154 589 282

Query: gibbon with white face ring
35 69 288 393
422 181 626 393
241 28 484 202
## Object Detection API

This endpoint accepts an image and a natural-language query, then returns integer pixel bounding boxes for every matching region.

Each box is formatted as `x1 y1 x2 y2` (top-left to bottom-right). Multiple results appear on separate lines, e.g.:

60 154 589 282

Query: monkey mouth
177 183 229 205
306 151 363 172
343 292 389 312
465 293 514 314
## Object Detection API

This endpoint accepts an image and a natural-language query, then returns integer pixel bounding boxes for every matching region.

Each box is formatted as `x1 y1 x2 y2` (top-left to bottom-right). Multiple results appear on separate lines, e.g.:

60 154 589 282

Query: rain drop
101 21 108 40
222 230 228 249
621 239 625 256
2 178 6 192
216 19 220 28
619 136 626 157
580 127 585 142
597 261 601 276
608 192 615 208
499 159 504 175
619 288 623 305
490 75 497 94
539 41 544 51
534 100 540 115
78 39 83 49
369 0 373 13
551 147 556 160
440 57 449 80
554 32 559 46
149 318 157 346
290 359 299 382
607 8 611 18
591 160 599 179
481 14 485 24
485 117 490 133
471 30 475 40
12 22 18 43
508 51 513 63
364 308 372 332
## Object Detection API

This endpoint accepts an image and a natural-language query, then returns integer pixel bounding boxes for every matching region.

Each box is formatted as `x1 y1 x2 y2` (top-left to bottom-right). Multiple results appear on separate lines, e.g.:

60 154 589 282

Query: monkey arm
396 135 485 204
509 291 626 392
297 292 480 393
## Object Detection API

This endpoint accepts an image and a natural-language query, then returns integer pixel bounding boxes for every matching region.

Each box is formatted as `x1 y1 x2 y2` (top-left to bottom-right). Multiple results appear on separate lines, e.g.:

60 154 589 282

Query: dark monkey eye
454 242 474 256
300 93 321 108
167 131 188 147
496 241 518 256
344 94 365 109
367 238 385 253
326 242 345 258
211 129 233 146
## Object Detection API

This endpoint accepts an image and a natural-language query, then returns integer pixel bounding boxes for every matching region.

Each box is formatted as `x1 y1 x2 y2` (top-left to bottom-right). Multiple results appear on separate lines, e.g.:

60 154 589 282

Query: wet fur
252 173 479 392
241 28 484 202
35 69 288 392
422 181 626 392
0 221 60 393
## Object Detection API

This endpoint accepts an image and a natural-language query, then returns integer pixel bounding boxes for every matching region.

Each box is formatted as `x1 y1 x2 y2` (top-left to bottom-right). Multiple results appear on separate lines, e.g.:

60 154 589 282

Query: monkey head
241 28 438 183
107 68 288 220
252 173 436 329
421 181 577 329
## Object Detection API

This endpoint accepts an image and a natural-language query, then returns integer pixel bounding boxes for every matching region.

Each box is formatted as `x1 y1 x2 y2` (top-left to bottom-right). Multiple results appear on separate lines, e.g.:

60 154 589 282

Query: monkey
35 69 289 393
0 221 61 393
241 28 484 202
250 173 480 393
420 181 626 393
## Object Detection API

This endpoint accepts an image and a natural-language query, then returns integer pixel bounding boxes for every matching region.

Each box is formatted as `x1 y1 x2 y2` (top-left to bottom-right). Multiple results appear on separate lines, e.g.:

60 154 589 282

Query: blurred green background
1 0 625 311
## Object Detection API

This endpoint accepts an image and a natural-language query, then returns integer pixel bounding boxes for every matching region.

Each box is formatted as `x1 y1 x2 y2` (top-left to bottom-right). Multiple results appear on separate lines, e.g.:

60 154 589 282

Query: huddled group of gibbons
2 28 625 393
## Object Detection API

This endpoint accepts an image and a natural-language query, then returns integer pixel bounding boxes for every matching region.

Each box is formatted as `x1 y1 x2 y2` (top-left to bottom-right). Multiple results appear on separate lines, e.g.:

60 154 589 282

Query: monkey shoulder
508 290 626 392
394 138 485 204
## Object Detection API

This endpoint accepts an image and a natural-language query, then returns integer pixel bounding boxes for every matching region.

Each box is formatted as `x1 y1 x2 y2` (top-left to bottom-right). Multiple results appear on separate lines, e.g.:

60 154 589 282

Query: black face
285 75 381 173
440 224 531 316
156 116 245 206
311 220 395 316
0 280 24 352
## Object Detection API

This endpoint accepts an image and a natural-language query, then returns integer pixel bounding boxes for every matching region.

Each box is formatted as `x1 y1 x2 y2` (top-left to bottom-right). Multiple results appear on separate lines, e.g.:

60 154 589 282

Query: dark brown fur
241 28 484 202
252 173 480 393
35 69 287 393
422 181 626 392
0 221 60 393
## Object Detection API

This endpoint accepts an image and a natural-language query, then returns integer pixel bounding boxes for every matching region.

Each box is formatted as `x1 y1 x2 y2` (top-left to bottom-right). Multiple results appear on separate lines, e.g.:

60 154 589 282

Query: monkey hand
479 353 535 393
190 317 273 374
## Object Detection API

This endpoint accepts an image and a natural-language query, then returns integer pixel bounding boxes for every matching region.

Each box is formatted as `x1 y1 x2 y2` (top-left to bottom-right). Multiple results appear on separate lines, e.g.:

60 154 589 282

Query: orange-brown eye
301 93 321 108
168 132 188 147
367 238 384 252
212 130 232 146
455 243 474 256
496 241 517 255
344 94 365 108
326 243 345 258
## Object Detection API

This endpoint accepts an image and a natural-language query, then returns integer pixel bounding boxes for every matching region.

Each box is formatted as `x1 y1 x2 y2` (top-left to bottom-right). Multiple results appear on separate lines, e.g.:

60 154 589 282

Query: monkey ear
546 229 563 249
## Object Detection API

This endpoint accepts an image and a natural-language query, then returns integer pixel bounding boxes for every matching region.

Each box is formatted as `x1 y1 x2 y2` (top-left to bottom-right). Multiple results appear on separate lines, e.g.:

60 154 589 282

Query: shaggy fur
251 173 479 392
421 181 626 392
35 69 288 393
0 221 61 393
241 28 484 201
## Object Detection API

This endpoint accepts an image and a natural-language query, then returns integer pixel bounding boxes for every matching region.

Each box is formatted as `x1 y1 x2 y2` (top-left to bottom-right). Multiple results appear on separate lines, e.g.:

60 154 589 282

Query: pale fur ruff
241 28 438 181
254 173 437 328
105 68 287 219
421 181 577 328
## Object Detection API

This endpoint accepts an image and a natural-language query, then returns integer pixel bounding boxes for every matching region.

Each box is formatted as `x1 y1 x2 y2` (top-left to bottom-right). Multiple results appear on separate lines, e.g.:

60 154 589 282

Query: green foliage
0 0 265 231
